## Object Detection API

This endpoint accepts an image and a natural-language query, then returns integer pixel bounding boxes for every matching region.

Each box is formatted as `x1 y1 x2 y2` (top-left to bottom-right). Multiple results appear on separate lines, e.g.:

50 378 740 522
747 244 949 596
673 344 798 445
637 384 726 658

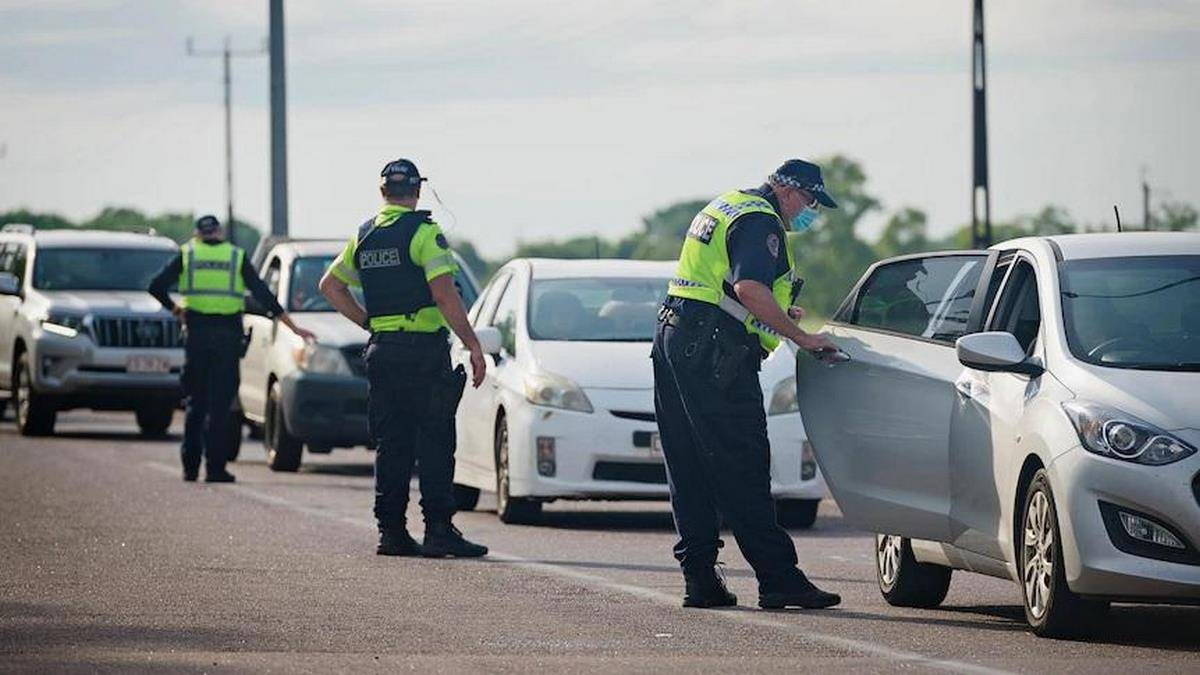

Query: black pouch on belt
240 327 253 358
428 364 468 420
709 324 752 390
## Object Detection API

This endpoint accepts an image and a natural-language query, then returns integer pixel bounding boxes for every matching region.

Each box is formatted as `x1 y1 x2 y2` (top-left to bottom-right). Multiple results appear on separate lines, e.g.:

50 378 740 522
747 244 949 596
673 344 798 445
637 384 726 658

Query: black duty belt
369 329 449 346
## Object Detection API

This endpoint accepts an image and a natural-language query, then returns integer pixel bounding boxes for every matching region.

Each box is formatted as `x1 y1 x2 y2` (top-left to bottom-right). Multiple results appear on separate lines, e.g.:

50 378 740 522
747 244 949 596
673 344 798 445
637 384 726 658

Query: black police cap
771 159 838 209
195 214 221 234
380 158 428 187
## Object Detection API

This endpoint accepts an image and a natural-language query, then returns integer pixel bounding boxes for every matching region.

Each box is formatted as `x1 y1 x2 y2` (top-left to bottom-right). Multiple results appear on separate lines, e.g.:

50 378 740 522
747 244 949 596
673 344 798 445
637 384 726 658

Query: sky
1 0 1198 256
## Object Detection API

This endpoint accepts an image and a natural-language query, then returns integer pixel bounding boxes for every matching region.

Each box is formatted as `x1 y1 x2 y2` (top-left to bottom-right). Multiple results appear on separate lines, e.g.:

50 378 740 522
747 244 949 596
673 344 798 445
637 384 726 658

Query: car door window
471 271 510 326
490 276 521 357
11 245 27 285
850 255 986 343
988 261 1041 354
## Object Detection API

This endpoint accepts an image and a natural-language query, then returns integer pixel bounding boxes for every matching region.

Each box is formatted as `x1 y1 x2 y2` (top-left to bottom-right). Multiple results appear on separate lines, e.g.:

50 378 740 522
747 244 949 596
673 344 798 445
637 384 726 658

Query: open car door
796 251 996 541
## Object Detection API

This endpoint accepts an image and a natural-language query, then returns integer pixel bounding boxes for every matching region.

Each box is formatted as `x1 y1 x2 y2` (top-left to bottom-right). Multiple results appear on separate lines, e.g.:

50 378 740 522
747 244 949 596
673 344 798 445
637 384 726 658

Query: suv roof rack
1 223 35 235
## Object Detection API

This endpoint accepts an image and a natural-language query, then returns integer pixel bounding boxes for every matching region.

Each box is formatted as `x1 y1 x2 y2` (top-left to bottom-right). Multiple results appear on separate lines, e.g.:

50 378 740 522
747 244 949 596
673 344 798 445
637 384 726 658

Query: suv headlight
294 343 353 376
1062 400 1196 466
42 311 87 338
523 371 593 413
768 376 799 415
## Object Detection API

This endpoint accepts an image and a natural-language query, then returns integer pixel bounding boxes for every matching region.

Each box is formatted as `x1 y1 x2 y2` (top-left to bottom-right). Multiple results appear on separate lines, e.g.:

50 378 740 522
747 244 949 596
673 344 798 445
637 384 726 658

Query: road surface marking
141 460 1013 675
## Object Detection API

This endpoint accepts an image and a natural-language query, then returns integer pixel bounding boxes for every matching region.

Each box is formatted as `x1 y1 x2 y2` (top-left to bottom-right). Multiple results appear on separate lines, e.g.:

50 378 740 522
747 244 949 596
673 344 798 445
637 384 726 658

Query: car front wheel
135 402 176 438
264 380 303 472
1020 470 1107 637
14 352 56 436
495 416 541 524
453 483 481 512
875 534 952 608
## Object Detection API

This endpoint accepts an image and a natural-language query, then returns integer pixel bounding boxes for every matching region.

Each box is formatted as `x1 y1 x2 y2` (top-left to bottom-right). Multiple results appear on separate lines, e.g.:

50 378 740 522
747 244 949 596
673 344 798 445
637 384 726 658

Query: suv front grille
91 316 182 348
341 345 367 377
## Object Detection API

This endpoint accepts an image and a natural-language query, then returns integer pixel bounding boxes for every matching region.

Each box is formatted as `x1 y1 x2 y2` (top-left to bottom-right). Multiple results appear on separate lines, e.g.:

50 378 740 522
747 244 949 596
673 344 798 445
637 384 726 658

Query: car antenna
1113 205 1123 233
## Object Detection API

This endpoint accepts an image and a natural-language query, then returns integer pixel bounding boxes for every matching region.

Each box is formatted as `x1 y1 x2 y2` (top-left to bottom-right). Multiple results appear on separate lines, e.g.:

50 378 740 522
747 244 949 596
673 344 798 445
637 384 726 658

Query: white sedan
798 232 1200 637
451 258 826 526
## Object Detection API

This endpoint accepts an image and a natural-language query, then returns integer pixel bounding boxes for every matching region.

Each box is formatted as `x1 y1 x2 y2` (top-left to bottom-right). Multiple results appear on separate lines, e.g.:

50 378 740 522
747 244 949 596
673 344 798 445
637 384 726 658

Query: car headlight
294 343 353 376
768 376 799 415
1062 400 1196 466
41 311 86 338
523 371 593 413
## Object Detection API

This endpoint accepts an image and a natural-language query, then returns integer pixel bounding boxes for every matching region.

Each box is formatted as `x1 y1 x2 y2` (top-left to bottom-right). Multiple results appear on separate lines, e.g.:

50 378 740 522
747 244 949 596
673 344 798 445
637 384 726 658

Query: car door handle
955 376 988 400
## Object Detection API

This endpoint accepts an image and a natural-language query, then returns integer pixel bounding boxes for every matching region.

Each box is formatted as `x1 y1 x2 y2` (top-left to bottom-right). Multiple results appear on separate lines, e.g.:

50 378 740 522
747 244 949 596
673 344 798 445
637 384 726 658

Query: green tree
1156 201 1198 231
875 207 930 259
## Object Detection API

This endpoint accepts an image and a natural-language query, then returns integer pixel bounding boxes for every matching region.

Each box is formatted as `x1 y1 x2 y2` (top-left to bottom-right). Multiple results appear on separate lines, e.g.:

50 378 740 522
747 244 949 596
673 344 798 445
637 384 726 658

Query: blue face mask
790 207 818 232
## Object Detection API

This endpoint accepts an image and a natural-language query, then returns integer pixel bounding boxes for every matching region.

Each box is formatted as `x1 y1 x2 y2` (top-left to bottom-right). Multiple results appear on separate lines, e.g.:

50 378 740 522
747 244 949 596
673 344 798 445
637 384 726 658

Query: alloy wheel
496 422 511 514
1023 490 1054 620
877 534 903 588
15 359 30 429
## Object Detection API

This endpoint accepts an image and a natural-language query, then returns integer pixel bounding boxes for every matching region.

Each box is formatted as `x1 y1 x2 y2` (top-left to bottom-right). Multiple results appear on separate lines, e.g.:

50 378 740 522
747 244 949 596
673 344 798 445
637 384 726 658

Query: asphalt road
2 411 1198 674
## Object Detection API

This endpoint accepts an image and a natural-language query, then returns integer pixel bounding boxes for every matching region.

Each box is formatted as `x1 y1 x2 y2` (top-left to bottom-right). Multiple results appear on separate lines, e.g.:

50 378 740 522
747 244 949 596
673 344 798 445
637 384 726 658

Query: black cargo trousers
365 330 458 532
651 298 803 592
181 317 242 476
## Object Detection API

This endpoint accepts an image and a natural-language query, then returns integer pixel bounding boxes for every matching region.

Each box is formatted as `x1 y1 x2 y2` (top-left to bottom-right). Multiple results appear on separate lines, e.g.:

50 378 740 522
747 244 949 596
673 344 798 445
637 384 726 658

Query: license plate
650 432 662 456
127 355 171 373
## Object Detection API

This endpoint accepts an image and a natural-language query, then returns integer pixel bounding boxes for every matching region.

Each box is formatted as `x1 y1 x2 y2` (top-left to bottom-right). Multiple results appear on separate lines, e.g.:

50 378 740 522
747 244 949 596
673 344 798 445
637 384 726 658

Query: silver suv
0 225 184 436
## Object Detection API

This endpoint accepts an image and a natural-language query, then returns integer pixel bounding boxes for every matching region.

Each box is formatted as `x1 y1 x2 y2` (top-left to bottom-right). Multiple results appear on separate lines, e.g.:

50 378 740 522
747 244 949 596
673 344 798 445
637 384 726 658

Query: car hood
290 312 369 347
531 340 654 389
1068 363 1200 431
42 290 171 315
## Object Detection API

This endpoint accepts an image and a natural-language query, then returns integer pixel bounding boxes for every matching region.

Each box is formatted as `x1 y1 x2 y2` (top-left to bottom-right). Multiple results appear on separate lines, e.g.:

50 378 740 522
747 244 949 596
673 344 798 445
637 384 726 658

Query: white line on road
141 460 1013 675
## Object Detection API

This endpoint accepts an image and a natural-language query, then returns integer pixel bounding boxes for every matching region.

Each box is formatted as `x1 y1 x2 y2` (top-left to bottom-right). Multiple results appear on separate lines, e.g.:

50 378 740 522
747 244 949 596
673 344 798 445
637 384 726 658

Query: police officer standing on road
149 215 314 483
653 159 843 610
318 159 489 559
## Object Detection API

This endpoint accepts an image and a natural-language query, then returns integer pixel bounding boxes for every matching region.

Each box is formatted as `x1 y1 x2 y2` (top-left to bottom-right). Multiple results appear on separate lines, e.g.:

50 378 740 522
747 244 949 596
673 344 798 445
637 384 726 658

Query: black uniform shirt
724 184 791 293
148 246 285 321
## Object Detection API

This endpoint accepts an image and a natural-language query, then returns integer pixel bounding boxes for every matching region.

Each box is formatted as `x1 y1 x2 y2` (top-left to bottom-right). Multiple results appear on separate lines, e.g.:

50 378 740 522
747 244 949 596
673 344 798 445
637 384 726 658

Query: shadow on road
483 556 872 587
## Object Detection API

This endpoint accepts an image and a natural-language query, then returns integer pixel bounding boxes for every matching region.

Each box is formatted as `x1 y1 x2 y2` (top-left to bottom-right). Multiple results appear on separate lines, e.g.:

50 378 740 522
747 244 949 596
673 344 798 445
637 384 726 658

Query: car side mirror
244 293 267 316
0 272 20 297
956 331 1044 377
475 326 503 356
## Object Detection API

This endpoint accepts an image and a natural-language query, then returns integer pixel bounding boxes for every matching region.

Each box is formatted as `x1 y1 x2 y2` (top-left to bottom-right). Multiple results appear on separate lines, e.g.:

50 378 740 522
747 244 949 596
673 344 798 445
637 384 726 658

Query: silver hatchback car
798 232 1199 637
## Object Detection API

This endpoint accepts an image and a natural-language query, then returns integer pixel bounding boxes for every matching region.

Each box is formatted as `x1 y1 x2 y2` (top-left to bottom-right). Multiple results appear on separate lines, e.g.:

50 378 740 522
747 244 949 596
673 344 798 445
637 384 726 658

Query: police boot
204 469 236 483
377 529 422 557
421 523 488 558
682 564 738 608
758 570 841 610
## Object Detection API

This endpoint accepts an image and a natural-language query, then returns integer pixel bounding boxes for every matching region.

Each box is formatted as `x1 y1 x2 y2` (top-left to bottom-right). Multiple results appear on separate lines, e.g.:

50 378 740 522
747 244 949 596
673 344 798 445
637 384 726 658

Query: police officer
318 159 489 559
149 215 314 483
653 159 843 610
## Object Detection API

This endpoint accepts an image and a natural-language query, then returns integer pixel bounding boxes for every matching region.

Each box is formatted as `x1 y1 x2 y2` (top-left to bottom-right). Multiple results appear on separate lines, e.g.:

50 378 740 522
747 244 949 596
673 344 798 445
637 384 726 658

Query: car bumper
504 394 825 501
1050 442 1200 602
30 330 182 406
279 371 370 447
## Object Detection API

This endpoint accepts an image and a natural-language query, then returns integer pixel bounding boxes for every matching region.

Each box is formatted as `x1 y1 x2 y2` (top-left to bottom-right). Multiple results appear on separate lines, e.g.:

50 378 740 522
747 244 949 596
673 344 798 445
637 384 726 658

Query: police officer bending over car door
318 159 489 559
654 159 843 610
148 215 314 483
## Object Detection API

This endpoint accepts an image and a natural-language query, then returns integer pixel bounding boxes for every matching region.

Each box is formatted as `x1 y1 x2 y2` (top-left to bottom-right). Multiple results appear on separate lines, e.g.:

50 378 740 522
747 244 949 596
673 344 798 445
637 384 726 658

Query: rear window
849 255 985 343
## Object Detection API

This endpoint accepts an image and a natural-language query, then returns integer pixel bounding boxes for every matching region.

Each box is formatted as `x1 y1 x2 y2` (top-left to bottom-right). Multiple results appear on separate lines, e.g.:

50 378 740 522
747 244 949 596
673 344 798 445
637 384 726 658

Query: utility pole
1142 167 1152 231
269 0 289 236
187 36 265 246
970 0 992 249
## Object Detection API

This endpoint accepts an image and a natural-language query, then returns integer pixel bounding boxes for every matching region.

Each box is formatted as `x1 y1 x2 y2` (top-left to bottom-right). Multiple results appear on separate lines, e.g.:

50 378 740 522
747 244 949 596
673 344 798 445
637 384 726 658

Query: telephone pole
970 0 992 249
187 36 266 245
1142 168 1152 231
269 0 289 236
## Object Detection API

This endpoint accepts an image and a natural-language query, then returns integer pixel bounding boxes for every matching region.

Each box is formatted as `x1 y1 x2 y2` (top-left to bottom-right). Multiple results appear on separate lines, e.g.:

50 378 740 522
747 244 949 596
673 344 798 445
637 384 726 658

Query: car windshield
288 255 477 311
1059 255 1200 371
528 277 670 342
33 248 176 291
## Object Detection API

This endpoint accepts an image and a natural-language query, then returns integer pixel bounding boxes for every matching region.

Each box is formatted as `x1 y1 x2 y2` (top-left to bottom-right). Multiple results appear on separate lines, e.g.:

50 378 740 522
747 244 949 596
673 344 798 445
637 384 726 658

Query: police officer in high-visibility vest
653 159 843 610
149 215 314 483
318 159 489 559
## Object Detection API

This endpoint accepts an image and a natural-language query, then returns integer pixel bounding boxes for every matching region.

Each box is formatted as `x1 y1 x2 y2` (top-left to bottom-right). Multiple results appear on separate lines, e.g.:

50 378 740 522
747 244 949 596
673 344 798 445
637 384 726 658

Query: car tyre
454 483 481 512
875 534 952 608
264 380 303 472
1020 470 1108 638
14 352 56 436
495 416 541 524
135 402 175 438
776 498 820 529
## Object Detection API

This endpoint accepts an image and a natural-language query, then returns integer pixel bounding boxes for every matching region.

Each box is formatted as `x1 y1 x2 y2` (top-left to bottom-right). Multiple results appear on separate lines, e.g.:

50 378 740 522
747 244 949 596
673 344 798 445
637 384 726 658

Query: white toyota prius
450 258 826 526
798 232 1200 637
